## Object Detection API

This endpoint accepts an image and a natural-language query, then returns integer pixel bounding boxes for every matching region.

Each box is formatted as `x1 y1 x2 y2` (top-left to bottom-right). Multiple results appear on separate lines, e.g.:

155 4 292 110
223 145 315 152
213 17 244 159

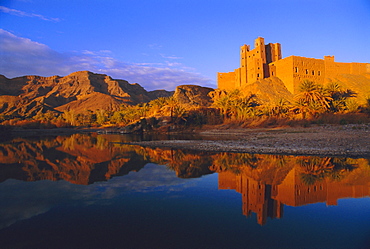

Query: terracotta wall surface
217 72 235 90
269 56 294 93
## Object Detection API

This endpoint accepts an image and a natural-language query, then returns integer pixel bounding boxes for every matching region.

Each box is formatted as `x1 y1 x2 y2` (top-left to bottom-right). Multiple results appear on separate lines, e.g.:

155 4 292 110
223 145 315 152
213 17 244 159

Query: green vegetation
1 80 369 131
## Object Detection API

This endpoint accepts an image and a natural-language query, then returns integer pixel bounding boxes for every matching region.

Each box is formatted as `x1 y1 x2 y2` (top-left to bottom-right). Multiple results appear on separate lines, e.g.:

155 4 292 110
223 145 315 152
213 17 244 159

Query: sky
0 0 369 91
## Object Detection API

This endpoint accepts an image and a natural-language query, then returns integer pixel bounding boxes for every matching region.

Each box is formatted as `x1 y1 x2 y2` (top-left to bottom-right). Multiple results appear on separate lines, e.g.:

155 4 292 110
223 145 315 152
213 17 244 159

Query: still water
0 133 369 249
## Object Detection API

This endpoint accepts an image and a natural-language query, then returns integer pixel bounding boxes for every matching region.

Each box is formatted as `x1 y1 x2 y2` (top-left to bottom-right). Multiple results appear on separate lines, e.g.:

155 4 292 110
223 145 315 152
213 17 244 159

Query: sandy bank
129 124 370 157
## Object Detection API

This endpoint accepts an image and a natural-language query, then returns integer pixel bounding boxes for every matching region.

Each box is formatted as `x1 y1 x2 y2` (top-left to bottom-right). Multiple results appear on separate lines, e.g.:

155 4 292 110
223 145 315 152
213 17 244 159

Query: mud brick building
218 37 370 94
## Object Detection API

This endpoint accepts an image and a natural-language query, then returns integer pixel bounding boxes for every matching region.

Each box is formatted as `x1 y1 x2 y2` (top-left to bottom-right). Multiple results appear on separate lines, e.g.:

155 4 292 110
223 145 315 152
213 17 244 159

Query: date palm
325 82 357 112
294 80 332 118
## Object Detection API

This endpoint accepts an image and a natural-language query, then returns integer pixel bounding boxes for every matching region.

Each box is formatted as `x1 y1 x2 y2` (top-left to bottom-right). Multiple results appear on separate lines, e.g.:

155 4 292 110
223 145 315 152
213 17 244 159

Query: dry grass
220 113 370 129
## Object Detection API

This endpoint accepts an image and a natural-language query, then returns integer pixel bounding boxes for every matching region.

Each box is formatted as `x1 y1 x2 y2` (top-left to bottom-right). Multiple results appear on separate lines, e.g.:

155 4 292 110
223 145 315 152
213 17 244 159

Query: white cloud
0 29 214 91
0 6 60 22
160 54 183 60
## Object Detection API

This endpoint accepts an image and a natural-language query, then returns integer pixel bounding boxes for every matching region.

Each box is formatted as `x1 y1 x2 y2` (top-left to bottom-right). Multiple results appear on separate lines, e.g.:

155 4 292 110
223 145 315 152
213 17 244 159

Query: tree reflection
210 152 260 174
298 157 358 185
0 134 369 225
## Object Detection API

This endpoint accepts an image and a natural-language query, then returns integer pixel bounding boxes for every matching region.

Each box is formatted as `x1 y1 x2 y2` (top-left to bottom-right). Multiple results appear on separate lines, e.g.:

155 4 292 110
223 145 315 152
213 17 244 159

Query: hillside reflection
1 134 369 225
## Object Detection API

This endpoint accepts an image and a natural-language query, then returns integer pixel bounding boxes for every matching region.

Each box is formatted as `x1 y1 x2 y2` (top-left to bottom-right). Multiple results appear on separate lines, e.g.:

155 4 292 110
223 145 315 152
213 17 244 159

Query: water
0 133 369 249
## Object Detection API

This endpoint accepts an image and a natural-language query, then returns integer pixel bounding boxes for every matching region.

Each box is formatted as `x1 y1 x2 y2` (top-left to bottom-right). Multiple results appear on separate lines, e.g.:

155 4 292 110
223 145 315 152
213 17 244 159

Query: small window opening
305 69 309 74
318 71 321 76
312 70 315 75
295 67 298 73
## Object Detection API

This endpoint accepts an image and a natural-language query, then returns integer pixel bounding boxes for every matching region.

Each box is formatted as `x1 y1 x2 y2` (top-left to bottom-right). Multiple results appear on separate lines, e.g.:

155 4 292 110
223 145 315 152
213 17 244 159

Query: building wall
217 72 236 91
217 37 370 94
269 56 294 93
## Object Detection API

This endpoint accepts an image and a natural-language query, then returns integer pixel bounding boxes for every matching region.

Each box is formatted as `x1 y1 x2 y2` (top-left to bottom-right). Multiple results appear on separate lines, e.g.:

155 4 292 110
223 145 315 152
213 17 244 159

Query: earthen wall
292 56 326 93
270 56 294 93
325 61 351 76
217 72 236 91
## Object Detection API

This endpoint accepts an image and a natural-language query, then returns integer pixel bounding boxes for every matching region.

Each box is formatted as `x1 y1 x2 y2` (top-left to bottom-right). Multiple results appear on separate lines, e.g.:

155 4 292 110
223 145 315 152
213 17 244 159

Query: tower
239 44 249 87
245 37 266 84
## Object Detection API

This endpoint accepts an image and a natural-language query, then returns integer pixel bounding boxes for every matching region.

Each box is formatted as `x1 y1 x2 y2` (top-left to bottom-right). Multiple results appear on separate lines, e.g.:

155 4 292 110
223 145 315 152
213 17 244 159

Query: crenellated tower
233 37 282 88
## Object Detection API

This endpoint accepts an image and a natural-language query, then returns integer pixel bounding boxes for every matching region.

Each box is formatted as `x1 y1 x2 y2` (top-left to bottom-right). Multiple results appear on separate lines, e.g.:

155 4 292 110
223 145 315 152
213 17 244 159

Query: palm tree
294 80 332 118
213 95 230 118
325 82 357 112
266 98 290 117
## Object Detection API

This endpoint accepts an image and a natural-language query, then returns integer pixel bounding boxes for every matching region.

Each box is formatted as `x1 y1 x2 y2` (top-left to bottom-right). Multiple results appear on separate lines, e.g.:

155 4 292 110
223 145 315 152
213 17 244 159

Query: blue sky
1 0 369 91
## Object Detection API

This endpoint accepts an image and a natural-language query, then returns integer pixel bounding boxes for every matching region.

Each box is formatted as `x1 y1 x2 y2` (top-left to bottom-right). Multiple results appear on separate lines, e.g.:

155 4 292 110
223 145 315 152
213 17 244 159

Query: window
257 73 260 78
305 69 309 74
318 71 321 76
272 72 274 76
312 70 315 75
295 67 298 73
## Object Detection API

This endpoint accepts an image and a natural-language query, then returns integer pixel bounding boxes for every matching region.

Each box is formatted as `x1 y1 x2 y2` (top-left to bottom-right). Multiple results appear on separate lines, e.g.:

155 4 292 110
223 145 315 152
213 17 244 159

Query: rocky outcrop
241 77 294 104
173 85 214 106
0 71 173 117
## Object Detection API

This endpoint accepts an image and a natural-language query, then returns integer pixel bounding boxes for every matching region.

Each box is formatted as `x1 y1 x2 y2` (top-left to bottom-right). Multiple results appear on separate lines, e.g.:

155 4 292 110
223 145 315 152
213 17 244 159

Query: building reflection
218 161 370 225
219 171 283 225
0 134 369 225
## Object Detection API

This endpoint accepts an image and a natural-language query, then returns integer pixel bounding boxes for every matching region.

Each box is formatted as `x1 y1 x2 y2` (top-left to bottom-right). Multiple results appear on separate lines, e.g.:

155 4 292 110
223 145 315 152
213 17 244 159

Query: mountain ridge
0 71 174 117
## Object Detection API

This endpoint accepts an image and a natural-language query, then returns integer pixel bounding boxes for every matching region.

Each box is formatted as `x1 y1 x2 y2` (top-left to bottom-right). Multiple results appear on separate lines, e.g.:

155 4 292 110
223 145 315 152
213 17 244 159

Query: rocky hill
173 85 214 106
326 74 370 104
241 77 294 104
0 71 173 117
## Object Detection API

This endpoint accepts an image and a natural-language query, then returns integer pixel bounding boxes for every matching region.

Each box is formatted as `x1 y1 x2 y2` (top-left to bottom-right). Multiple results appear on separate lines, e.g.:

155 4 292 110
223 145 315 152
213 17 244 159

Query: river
0 133 369 248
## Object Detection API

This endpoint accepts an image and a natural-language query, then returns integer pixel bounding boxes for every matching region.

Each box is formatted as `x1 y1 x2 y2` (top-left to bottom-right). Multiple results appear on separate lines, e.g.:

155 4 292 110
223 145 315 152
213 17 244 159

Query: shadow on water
0 133 369 248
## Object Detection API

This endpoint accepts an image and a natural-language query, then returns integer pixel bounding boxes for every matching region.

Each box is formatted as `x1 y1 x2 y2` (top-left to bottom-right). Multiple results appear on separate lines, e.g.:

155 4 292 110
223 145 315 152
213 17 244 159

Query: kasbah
217 37 370 94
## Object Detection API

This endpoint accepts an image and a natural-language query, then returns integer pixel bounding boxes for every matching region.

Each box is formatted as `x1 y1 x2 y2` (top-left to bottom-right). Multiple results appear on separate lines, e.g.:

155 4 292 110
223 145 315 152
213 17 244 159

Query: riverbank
5 123 370 157
128 124 370 157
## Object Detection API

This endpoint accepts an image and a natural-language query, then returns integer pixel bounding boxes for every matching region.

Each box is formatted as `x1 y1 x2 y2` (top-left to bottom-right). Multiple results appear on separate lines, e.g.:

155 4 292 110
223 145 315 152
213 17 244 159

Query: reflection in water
0 134 369 226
